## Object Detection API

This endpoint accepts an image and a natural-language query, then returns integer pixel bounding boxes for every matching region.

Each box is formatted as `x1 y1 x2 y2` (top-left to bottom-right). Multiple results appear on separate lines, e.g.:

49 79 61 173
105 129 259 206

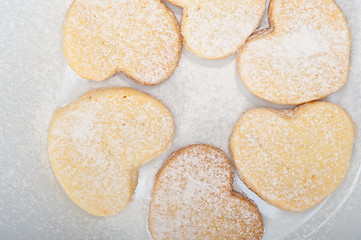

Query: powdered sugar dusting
276 26 328 59
48 88 174 216
238 0 351 104
149 144 263 239
174 0 266 59
1 0 361 238
230 102 356 212
63 0 181 84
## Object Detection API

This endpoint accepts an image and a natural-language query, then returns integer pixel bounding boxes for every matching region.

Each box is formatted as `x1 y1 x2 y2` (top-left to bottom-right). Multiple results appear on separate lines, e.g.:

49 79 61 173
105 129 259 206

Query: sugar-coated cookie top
63 0 181 84
48 88 174 216
149 144 263 240
230 102 355 211
238 0 351 104
166 0 266 59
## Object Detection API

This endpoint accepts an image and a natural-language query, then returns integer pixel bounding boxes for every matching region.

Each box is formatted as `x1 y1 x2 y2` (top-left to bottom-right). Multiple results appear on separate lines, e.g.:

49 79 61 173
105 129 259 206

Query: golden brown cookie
48 88 174 216
63 0 181 85
165 0 267 59
149 144 263 239
230 102 356 211
237 0 351 104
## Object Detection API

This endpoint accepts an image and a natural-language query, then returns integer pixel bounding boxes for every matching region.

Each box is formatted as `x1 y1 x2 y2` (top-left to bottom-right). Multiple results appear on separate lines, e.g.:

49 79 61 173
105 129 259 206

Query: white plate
1 0 360 239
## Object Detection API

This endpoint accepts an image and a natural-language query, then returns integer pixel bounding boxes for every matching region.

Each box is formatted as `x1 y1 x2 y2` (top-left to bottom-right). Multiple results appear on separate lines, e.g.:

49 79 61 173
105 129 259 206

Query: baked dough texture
149 144 263 239
237 0 351 105
165 0 266 59
63 0 181 85
48 88 174 216
230 102 356 212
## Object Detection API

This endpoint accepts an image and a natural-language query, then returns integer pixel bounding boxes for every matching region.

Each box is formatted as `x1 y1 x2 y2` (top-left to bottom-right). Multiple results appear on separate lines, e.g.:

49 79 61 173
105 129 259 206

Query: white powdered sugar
149 145 263 239
276 25 328 59
238 0 351 104
48 88 174 216
173 0 267 59
63 0 181 84
2 0 361 239
230 102 355 212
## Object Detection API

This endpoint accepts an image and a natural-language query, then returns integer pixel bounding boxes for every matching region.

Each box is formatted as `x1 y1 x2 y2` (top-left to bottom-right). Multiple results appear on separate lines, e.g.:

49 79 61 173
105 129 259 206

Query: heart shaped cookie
48 88 174 216
237 0 351 104
230 102 355 211
148 144 263 239
165 0 266 59
63 0 181 85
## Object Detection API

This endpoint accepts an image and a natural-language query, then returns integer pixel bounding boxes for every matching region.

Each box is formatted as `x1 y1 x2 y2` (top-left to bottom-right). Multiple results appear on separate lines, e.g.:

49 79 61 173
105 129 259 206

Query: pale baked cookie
230 102 356 212
149 144 263 239
237 0 351 105
165 0 266 59
63 0 181 85
48 88 174 216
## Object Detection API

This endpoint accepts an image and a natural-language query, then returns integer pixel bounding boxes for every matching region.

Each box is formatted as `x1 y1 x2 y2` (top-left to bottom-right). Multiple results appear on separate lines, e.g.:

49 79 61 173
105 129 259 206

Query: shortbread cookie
63 0 181 85
237 0 351 104
165 0 266 59
230 102 355 212
149 144 263 239
48 88 174 216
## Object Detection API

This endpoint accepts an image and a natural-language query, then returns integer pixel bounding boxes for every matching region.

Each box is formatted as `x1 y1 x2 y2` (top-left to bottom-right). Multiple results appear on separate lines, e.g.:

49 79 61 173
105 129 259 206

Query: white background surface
0 0 360 239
